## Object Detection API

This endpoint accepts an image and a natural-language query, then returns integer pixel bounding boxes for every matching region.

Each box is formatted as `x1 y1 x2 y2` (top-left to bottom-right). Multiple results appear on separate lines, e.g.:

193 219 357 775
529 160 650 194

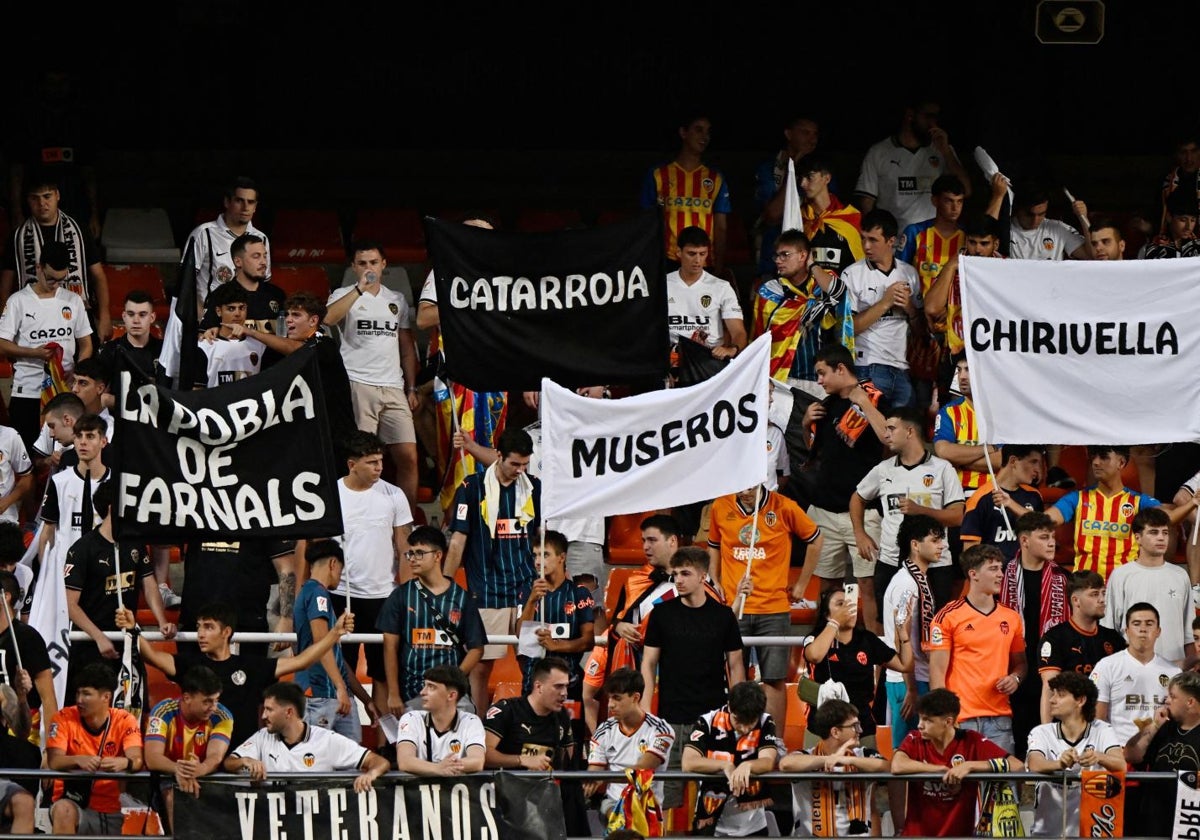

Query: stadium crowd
0 97 1198 837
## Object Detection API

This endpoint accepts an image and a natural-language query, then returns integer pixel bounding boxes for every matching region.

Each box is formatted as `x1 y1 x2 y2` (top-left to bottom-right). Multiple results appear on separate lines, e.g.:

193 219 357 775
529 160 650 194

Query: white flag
26 523 69 712
782 158 803 233
959 256 1200 445
540 334 771 519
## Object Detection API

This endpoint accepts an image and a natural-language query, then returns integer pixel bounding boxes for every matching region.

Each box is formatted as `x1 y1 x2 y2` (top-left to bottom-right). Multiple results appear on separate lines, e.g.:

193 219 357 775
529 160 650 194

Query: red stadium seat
723 211 753 265
271 209 344 263
515 209 583 233
104 263 169 324
270 265 331 299
352 208 427 262
596 209 636 227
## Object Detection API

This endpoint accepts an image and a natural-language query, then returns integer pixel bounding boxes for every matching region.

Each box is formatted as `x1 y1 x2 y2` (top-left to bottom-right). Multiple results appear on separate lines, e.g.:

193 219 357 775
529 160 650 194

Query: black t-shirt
1143 721 1200 836
63 531 153 625
175 649 276 751
642 597 743 724
1039 619 1126 678
98 334 163 381
809 390 889 512
804 627 896 735
179 539 291 631
199 281 287 335
0 620 53 712
482 696 573 767
1021 568 1042 666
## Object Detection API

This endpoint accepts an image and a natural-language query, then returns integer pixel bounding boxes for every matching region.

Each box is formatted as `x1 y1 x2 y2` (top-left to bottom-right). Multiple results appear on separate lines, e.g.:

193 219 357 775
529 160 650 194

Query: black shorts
330 594 387 681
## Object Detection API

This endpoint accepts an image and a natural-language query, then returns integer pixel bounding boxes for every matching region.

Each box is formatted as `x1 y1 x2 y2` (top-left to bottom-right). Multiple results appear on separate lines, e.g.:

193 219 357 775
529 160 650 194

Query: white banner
540 333 771 518
1173 769 1200 840
959 256 1200 445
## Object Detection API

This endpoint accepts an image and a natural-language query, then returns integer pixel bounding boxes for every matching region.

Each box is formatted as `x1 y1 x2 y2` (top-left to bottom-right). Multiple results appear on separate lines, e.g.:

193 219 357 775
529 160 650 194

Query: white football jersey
855 138 950 231
0 286 92 395
0 427 31 525
1008 219 1085 261
231 722 367 773
588 712 674 802
1090 649 1179 744
328 285 412 387
841 258 921 369
395 709 486 761
855 453 964 567
198 336 264 388
666 271 743 348
1027 720 1121 836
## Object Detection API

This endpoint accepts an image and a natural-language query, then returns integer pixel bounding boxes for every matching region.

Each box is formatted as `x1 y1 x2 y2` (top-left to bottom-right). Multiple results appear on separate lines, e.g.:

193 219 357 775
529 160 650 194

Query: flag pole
736 485 762 620
982 444 1013 535
537 394 546 626
0 586 23 677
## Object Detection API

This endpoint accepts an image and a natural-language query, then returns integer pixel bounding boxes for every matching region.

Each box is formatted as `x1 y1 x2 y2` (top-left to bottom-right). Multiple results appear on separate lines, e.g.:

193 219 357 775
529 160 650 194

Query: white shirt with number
0 286 92 397
588 712 675 802
666 271 743 349
334 478 413 599
394 709 486 761
855 453 963 568
1008 219 1085 261
854 138 949 232
1026 719 1122 836
328 285 412 388
841 258 921 369
231 722 368 773
1090 649 1180 744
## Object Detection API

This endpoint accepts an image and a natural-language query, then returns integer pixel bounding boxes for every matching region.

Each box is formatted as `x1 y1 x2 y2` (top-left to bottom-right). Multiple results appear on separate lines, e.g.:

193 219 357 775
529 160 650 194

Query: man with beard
1125 670 1200 838
854 98 971 233
199 233 286 335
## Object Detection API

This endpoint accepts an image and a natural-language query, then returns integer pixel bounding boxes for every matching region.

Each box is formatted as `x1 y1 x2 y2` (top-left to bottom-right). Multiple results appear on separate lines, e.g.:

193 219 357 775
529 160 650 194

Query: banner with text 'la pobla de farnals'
425 211 668 392
112 346 343 541
540 333 770 519
959 255 1200 445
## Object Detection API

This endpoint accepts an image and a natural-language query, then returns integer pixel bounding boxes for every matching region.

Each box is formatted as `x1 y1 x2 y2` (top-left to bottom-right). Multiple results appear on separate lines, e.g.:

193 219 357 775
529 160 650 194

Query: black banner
174 773 566 840
112 347 343 541
426 211 668 391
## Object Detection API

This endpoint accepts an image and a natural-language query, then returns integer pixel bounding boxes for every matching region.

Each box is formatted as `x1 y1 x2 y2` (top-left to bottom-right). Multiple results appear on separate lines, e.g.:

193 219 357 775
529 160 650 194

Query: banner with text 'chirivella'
540 333 770 519
959 255 1200 445
425 211 668 392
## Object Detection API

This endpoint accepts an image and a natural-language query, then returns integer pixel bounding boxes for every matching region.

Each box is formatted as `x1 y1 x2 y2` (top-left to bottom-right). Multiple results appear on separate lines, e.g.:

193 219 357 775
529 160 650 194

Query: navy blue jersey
516 579 595 693
449 473 541 608
293 578 347 698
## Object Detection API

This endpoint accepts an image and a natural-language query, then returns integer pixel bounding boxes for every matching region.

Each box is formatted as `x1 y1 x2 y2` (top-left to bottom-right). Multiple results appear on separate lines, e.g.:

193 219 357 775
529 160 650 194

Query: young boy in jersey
891 688 1022 837
682 680 782 836
782 698 888 837
394 665 485 776
46 662 144 836
378 525 486 717
294 541 375 740
143 665 233 831
1025 671 1125 837
516 530 595 699
665 225 746 364
195 281 264 388
585 667 674 819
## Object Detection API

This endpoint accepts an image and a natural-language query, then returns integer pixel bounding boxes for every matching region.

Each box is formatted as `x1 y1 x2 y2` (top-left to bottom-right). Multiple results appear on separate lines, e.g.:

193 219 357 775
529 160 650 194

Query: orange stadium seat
604 567 636 616
875 725 894 760
783 682 807 751
606 513 658 565
788 568 821 625
145 639 178 710
352 208 427 262
487 650 523 694
104 263 169 324
491 682 522 704
515 209 583 233
270 265 331 299
271 209 345 263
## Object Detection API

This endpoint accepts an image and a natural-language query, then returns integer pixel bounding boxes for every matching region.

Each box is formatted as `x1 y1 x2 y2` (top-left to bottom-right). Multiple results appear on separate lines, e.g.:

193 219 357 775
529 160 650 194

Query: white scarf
481 462 535 537
14 212 89 302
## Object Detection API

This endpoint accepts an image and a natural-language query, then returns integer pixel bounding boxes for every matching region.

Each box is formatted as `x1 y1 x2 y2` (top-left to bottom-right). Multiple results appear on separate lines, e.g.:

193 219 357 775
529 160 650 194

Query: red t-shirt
897 728 1007 837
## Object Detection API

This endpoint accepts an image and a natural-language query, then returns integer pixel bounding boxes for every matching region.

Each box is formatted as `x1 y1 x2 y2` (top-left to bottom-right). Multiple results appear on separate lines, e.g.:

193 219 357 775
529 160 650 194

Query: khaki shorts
808 505 882 579
349 381 416 445
479 606 518 661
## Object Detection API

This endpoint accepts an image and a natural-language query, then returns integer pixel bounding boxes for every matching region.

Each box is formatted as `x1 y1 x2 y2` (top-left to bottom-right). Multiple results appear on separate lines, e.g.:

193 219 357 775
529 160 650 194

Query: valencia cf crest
62 306 72 320
700 295 712 308
764 511 777 528
929 156 940 167
250 353 259 365
388 303 399 315
450 740 462 754
1120 503 1134 517
1082 772 1123 799
999 621 1010 635
923 474 934 487
702 178 715 193
1042 238 1055 251
1160 674 1171 687
449 609 461 624
268 300 279 313
303 753 315 767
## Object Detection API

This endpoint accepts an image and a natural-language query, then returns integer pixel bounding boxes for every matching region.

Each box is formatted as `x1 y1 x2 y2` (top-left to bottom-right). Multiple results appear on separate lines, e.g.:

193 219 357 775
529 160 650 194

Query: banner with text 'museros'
112 346 343 541
426 211 668 392
540 333 770 519
959 255 1200 445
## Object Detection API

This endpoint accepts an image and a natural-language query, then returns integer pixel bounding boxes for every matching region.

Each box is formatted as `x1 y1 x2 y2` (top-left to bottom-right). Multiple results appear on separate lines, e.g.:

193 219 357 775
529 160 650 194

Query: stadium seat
788 568 821 625
487 650 523 694
145 639 178 710
724 212 753 265
491 682 522 704
271 209 345 263
515 209 583 233
104 263 169 323
270 265 331 299
783 682 807 751
351 208 427 262
101 208 180 263
607 511 668 565
875 725 894 760
604 567 636 616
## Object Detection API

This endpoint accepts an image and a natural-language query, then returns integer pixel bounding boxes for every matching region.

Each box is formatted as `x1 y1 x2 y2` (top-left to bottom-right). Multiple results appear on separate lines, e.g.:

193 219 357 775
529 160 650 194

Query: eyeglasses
836 721 863 733
403 549 438 560
774 251 798 261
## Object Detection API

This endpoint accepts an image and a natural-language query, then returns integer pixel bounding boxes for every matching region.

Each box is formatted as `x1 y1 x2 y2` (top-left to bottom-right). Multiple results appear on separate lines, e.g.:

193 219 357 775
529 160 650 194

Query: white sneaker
159 583 182 609
791 598 818 610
